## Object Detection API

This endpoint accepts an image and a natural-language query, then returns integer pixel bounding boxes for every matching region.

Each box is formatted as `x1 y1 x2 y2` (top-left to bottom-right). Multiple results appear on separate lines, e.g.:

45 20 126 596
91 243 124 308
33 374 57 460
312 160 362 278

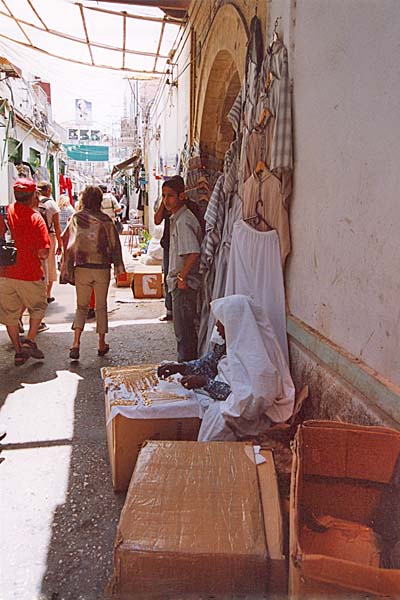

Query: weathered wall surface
266 0 400 424
144 38 191 230
191 0 266 156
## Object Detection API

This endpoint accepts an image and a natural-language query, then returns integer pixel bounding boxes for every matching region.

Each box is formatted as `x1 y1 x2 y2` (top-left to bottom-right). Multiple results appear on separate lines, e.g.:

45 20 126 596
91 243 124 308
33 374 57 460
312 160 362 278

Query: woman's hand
157 362 183 379
180 375 207 390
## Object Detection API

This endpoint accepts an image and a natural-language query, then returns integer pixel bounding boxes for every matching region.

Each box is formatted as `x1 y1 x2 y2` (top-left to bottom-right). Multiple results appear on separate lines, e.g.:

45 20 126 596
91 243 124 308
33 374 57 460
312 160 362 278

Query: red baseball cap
13 178 37 192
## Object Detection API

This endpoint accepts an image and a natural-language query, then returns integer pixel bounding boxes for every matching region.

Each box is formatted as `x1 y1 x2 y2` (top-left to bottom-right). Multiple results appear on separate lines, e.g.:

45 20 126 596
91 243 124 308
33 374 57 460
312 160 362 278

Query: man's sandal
22 339 44 359
14 350 30 366
98 344 110 356
69 347 80 360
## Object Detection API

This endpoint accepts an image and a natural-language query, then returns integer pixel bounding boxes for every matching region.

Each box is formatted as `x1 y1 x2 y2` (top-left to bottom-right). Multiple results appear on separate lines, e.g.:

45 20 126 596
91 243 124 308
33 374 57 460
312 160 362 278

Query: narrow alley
1 0 400 598
0 278 176 600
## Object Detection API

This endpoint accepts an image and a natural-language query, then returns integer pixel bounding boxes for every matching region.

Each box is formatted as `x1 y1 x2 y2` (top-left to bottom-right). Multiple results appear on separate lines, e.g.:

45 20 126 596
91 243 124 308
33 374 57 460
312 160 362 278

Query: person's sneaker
22 339 44 360
47 297 55 304
37 322 49 333
87 308 96 320
18 319 24 334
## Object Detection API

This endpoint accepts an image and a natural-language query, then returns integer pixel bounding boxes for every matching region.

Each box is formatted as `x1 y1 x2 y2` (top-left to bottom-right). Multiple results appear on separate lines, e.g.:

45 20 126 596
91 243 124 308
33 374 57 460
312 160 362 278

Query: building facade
143 0 400 429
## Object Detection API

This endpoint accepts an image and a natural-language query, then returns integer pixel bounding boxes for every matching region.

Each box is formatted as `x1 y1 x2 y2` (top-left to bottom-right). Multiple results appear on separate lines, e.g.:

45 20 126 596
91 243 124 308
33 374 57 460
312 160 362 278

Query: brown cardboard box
102 365 200 492
132 268 163 299
115 271 134 288
289 420 400 598
110 441 284 599
258 448 287 594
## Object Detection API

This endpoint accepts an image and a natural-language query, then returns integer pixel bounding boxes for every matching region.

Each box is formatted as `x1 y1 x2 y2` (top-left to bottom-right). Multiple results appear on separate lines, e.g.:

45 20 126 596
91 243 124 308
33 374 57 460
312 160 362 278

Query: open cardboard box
109 441 286 599
289 420 400 598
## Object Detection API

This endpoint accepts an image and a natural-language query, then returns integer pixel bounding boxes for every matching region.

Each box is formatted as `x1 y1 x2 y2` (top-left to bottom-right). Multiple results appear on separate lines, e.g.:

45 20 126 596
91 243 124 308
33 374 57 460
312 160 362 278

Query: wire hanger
244 199 272 229
271 16 282 45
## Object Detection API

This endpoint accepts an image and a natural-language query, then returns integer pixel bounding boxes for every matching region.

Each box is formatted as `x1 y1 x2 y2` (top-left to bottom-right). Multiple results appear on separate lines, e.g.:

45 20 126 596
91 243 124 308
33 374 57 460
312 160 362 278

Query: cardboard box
110 441 284 599
102 365 200 491
132 269 163 299
289 420 400 598
115 271 134 288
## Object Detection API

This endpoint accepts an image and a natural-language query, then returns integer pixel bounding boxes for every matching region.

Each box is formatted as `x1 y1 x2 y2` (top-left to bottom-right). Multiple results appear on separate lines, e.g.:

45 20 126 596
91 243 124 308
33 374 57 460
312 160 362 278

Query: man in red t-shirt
0 178 50 365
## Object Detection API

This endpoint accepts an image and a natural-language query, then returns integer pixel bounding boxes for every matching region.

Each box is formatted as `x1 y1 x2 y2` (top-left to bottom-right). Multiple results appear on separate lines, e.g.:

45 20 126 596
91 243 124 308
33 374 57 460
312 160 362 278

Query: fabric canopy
0 0 184 75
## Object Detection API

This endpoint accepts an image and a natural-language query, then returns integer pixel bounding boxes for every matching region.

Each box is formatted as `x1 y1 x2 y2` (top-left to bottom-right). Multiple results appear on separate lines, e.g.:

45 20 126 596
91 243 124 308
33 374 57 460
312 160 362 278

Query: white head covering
207 294 295 437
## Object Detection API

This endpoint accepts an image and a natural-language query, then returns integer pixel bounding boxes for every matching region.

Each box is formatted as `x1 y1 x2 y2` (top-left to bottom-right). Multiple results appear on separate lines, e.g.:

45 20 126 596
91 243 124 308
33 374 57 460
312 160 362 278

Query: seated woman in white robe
158 294 295 441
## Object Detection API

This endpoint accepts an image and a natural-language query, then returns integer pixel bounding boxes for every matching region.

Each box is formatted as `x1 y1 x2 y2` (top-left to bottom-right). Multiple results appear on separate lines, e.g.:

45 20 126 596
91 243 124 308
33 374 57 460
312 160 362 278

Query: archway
199 51 241 160
194 3 249 159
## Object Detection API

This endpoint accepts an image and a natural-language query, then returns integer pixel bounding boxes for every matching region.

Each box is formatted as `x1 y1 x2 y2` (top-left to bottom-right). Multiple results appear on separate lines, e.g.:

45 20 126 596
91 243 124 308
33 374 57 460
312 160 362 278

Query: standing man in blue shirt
162 176 202 361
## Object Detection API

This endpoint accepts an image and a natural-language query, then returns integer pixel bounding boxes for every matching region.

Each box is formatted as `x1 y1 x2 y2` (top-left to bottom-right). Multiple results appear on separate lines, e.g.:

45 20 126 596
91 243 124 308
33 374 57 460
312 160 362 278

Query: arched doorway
194 3 249 160
199 51 241 161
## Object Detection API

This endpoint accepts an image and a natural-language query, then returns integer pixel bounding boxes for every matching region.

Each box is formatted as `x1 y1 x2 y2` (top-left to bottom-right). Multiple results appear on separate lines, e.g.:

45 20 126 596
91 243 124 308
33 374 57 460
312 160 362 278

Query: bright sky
0 0 179 129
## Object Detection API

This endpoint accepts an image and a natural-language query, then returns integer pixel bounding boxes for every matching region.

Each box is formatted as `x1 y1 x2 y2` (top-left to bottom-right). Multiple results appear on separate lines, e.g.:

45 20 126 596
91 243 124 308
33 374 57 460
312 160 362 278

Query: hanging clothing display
199 175 226 276
225 220 289 362
199 192 242 355
259 38 293 172
242 168 291 266
198 175 227 353
197 19 293 363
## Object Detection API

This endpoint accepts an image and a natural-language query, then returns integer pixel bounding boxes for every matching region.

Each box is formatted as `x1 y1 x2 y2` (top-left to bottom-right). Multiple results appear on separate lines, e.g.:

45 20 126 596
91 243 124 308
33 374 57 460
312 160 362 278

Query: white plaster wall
145 38 191 234
267 0 400 385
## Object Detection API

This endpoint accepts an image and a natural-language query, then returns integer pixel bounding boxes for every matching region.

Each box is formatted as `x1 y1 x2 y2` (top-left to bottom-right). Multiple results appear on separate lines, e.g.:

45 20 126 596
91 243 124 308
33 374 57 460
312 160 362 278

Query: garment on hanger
198 192 242 355
243 15 264 133
242 168 290 266
198 175 227 355
225 221 289 361
199 175 226 275
241 117 273 185
223 89 243 196
260 39 293 172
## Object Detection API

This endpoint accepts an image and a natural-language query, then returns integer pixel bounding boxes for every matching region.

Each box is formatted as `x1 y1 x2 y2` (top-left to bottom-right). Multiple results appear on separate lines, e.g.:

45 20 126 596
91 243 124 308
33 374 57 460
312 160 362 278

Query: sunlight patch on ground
0 370 80 598
0 316 166 334
0 445 72 600
0 371 81 443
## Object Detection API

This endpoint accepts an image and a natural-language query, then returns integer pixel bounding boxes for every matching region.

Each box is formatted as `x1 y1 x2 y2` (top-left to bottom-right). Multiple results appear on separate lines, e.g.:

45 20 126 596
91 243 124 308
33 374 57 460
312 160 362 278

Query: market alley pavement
0 277 176 600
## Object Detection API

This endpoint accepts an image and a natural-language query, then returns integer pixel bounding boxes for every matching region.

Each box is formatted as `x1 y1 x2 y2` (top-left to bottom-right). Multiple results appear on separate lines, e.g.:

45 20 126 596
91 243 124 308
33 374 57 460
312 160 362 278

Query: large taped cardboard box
102 365 201 492
289 420 400 598
110 441 285 599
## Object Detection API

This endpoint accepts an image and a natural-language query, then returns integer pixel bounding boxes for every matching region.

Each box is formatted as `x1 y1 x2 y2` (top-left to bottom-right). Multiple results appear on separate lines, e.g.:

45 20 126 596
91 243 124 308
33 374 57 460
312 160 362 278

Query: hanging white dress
225 220 289 361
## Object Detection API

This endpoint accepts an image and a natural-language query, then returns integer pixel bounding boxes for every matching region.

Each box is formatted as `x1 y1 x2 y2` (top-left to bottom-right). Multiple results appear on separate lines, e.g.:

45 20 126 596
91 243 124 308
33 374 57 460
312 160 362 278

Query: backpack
37 198 52 232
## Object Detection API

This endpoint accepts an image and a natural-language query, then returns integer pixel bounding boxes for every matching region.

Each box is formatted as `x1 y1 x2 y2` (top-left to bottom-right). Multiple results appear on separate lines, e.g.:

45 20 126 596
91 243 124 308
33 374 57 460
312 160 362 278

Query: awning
86 1 190 20
0 1 185 76
111 151 141 177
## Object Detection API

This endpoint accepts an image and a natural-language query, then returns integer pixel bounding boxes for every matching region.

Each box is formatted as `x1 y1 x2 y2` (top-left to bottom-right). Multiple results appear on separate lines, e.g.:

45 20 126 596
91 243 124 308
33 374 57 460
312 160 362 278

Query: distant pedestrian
163 176 202 361
37 180 62 303
57 194 74 232
0 178 50 366
99 185 122 223
60 185 125 359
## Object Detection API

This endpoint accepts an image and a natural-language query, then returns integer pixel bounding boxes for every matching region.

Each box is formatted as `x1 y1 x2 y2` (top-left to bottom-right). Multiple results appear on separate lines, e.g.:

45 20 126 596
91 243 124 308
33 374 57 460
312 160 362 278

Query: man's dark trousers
163 247 172 316
171 287 198 362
